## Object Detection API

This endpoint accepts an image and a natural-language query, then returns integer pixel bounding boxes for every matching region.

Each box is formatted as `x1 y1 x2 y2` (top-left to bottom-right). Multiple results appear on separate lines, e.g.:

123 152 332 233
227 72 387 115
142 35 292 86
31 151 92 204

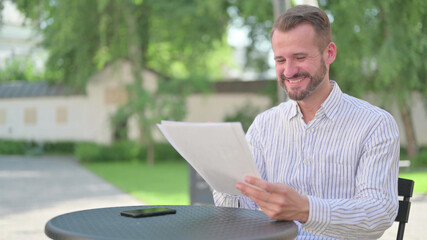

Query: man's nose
282 61 298 79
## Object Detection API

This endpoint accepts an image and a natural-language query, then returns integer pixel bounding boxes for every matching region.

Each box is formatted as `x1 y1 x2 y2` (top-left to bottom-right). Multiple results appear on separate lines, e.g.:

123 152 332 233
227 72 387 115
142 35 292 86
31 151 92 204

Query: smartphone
120 207 176 218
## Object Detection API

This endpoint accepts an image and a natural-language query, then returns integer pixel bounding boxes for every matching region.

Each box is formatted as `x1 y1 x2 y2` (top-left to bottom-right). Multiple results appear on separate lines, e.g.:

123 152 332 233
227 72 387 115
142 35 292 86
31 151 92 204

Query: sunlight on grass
83 161 427 205
83 161 190 205
400 168 427 194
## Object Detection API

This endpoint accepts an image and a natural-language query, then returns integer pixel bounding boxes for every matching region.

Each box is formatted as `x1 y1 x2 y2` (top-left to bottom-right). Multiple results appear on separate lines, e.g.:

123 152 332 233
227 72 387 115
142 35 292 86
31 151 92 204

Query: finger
236 181 265 196
237 182 277 207
244 176 286 195
244 176 270 191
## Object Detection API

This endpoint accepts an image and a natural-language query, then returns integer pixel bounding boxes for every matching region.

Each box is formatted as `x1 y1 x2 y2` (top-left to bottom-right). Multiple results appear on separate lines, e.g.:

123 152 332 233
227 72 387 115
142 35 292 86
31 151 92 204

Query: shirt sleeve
301 113 400 239
212 190 258 209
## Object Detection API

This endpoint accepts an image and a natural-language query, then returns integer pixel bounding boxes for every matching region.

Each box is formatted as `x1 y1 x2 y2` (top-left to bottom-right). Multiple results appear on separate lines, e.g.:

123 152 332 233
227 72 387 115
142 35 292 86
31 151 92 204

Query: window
56 107 67 124
0 109 5 125
105 87 128 105
24 108 37 125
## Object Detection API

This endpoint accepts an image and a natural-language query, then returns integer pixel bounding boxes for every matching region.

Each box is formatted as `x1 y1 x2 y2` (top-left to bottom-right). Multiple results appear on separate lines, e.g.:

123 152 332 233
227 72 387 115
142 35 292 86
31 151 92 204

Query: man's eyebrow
274 53 308 60
293 53 308 56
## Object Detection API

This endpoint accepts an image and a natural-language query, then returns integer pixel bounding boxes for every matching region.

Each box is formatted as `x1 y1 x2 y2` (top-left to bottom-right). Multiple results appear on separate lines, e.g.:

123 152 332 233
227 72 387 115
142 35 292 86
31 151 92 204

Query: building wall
0 96 94 142
185 93 271 123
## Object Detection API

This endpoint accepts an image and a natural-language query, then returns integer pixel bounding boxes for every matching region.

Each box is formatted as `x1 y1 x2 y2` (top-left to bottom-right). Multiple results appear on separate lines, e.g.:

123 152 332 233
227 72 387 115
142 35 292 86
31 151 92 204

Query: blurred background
1 0 426 239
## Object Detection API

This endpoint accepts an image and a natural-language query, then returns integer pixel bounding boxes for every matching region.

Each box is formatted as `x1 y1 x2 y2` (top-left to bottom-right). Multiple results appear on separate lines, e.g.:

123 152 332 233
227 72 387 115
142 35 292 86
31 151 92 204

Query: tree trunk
399 101 418 158
147 141 155 166
125 4 155 165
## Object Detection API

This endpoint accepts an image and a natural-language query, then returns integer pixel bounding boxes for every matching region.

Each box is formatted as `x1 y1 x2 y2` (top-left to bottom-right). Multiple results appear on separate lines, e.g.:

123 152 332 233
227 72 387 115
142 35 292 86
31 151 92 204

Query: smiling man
213 5 400 239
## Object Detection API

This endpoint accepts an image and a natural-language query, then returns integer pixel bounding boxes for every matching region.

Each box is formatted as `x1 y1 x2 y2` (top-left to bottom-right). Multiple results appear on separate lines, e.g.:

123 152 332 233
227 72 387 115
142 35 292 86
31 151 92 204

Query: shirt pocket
313 150 358 198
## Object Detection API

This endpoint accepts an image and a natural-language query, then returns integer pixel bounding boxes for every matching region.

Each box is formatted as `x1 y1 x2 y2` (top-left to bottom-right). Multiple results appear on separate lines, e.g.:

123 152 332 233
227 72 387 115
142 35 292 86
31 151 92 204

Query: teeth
289 78 303 83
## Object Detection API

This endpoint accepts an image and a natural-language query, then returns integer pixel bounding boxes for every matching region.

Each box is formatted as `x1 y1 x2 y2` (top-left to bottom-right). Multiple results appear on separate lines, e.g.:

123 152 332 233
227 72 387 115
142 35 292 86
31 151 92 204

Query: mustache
280 73 311 81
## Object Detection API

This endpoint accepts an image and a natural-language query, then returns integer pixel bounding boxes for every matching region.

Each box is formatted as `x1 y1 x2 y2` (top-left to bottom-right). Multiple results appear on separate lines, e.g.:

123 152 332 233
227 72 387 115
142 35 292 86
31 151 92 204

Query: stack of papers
157 121 261 196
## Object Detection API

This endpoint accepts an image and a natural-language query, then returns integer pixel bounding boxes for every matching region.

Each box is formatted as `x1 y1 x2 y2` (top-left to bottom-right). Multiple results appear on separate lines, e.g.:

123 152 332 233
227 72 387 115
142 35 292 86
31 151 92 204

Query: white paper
157 121 261 196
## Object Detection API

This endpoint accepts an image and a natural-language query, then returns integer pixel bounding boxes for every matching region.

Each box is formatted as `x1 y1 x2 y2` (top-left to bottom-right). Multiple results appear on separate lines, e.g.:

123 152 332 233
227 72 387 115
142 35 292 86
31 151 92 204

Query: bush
411 148 427 167
0 138 182 163
75 141 142 163
0 139 28 154
152 143 182 162
107 141 141 162
43 141 76 154
75 141 183 163
0 139 78 155
75 142 103 162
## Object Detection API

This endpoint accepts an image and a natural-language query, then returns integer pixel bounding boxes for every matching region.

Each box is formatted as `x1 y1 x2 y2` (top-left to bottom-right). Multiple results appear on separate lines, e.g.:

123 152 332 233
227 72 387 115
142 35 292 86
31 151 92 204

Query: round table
45 205 298 240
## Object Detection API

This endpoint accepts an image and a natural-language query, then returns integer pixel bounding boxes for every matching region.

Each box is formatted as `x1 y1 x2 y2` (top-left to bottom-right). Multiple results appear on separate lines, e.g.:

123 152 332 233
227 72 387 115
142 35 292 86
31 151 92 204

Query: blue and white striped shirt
213 81 400 239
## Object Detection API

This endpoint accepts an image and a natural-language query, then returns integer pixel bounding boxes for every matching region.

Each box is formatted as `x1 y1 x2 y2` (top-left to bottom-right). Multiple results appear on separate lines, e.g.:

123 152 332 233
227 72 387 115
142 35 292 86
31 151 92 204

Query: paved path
0 155 144 240
380 193 427 240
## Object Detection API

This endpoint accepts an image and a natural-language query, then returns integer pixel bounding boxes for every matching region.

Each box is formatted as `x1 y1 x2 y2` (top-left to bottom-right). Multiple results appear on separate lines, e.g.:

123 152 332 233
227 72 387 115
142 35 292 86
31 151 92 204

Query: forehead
271 24 318 56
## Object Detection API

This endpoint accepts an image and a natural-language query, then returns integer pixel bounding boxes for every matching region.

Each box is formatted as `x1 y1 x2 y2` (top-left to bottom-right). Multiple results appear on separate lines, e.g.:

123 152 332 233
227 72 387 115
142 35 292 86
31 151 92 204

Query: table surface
45 205 298 240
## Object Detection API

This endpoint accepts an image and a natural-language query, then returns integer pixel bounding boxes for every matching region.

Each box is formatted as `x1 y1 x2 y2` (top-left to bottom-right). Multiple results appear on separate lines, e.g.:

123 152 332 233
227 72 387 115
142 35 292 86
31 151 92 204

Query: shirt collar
319 80 342 120
283 99 299 121
282 80 343 121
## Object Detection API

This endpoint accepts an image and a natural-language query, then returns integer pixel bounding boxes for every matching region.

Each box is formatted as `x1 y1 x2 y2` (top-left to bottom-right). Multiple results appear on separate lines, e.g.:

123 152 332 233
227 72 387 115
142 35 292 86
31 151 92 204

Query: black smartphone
120 207 177 218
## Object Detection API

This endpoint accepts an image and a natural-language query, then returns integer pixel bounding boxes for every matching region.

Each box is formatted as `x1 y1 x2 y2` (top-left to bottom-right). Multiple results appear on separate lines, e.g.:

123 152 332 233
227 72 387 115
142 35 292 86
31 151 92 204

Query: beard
279 58 327 101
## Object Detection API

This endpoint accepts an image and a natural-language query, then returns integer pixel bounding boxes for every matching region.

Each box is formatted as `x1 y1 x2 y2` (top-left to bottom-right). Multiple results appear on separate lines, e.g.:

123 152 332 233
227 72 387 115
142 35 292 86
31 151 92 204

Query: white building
0 60 272 144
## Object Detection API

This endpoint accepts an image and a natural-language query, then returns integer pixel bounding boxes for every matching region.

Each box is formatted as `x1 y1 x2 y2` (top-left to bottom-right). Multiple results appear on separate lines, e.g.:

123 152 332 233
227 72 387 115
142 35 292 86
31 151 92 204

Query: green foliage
75 141 182 163
411 148 427 167
42 141 76 154
259 80 280 105
0 139 28 154
323 0 427 100
227 0 274 74
223 103 260 132
74 142 102 162
12 0 233 88
141 143 183 162
0 58 45 82
0 139 75 155
75 141 141 163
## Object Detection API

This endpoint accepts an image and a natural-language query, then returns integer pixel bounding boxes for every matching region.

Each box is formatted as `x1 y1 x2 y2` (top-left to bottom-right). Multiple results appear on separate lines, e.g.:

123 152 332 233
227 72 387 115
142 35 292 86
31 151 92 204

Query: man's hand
236 176 309 222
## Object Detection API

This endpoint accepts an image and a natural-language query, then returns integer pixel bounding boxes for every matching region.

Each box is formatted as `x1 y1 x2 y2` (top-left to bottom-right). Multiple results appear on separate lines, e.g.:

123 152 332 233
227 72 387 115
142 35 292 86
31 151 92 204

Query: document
157 121 261 196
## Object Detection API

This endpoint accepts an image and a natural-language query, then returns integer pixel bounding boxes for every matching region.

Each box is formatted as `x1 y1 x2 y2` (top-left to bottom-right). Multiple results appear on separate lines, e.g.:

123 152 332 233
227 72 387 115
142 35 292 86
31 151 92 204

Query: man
213 5 399 239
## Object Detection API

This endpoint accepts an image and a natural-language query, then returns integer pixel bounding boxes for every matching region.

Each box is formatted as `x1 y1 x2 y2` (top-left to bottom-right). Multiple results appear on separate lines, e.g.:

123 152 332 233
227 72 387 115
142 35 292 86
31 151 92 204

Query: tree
227 0 274 75
0 58 45 82
324 0 427 157
10 0 233 164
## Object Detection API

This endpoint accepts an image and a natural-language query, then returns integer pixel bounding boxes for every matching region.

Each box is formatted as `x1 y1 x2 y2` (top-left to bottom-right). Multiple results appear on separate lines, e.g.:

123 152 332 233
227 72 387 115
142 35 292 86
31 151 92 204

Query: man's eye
276 59 285 63
296 57 306 61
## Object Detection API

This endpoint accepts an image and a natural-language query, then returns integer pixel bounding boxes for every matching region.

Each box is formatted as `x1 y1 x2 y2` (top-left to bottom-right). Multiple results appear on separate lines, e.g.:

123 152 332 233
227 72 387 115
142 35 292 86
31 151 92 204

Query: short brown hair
271 5 332 51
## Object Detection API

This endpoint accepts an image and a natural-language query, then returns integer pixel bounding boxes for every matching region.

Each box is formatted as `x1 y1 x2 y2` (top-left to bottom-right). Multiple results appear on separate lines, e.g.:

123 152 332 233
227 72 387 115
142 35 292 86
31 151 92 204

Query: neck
297 80 332 124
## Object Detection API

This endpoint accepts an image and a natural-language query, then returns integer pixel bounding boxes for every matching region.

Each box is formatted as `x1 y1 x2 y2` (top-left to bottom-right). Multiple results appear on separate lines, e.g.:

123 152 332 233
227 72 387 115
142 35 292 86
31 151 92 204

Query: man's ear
326 42 337 64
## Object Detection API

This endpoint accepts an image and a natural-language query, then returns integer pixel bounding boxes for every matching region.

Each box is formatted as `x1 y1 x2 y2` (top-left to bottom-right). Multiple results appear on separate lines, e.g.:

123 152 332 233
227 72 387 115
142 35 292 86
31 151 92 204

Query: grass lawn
82 160 190 205
82 161 427 205
399 168 427 194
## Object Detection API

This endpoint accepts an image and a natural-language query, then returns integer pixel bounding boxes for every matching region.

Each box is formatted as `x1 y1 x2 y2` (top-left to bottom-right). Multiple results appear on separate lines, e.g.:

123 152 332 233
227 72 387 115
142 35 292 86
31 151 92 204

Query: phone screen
120 207 176 218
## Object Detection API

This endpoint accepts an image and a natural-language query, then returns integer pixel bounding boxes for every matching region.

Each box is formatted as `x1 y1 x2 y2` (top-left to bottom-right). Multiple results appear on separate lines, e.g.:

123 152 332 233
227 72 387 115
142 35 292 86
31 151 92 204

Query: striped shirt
213 81 400 239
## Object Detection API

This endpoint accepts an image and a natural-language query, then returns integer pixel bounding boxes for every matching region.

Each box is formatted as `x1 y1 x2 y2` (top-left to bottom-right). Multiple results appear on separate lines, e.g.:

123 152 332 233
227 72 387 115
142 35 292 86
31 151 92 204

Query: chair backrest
395 177 414 240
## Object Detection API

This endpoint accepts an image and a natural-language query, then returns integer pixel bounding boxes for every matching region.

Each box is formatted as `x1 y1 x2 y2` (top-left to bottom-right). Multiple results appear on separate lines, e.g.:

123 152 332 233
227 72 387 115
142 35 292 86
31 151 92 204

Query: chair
395 177 414 240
